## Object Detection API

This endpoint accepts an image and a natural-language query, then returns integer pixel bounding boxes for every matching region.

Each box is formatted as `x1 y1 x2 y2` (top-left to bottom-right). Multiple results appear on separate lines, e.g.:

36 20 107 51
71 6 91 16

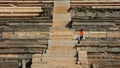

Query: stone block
0 55 18 58
80 41 99 45
2 32 14 38
12 32 48 39
2 32 48 39
32 58 41 63
0 7 42 12
0 13 39 16
107 32 120 38
78 51 88 65
88 32 107 38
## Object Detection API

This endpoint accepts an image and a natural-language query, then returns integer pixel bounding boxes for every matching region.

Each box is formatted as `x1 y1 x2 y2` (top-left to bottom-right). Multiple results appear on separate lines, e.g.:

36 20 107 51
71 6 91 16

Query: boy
78 29 84 44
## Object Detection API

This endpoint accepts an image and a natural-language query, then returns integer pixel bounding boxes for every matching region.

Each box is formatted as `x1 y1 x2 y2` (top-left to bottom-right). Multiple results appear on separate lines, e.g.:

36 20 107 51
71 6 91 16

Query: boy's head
80 29 83 31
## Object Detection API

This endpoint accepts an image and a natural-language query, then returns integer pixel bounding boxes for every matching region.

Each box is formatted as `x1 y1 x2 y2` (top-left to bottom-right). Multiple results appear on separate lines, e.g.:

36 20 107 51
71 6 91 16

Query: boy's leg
78 36 80 44
78 40 80 44
80 36 83 40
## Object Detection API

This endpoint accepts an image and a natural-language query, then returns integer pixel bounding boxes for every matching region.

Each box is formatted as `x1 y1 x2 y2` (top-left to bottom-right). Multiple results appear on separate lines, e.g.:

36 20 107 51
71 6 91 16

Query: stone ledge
31 64 86 68
48 40 76 46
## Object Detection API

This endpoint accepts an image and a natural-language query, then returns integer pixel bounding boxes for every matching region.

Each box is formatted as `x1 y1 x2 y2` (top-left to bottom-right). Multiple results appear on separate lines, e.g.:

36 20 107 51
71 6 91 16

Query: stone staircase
31 0 88 68
31 29 88 68
0 0 119 68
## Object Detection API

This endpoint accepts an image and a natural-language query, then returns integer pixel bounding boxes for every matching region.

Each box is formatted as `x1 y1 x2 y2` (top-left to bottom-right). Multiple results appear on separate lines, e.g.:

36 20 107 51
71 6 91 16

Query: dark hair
80 29 83 31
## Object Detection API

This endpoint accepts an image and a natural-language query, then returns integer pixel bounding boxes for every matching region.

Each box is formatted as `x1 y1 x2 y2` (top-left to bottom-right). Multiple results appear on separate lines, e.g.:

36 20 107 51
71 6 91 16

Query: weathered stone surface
52 0 71 29
48 46 74 50
53 13 71 21
0 0 119 68
53 14 71 28
71 0 120 2
54 0 70 8
2 32 49 39
32 64 84 68
78 51 88 65
54 7 68 13
74 31 120 39
0 54 19 58
48 40 76 46
31 0 86 68
0 62 18 68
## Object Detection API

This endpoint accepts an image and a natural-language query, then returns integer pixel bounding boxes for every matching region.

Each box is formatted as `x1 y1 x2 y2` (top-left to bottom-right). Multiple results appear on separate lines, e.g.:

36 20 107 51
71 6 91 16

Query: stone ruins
0 0 119 68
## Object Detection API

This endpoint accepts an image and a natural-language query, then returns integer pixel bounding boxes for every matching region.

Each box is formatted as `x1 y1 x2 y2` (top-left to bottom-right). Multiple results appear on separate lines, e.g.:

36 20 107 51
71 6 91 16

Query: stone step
48 46 74 50
46 49 76 55
32 54 42 58
48 61 76 65
48 40 76 46
76 40 120 46
53 4 71 28
50 31 73 35
43 52 76 58
50 28 74 32
32 60 76 65
73 22 116 26
75 31 120 38
53 13 71 22
0 44 47 48
32 58 41 63
32 54 42 63
52 21 70 28
54 7 69 14
42 57 76 62
49 37 74 40
43 53 75 57
2 40 48 45
2 31 49 39
31 64 84 68
0 62 18 68
54 0 70 8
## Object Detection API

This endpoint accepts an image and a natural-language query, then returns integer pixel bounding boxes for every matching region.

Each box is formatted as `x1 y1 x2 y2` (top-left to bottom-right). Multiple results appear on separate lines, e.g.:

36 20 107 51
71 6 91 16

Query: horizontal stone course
31 64 83 68
0 62 18 68
48 40 76 46
42 57 76 62
2 32 49 39
46 49 76 53
48 46 74 50
54 7 69 13
43 53 75 57
53 13 71 21
74 31 120 39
